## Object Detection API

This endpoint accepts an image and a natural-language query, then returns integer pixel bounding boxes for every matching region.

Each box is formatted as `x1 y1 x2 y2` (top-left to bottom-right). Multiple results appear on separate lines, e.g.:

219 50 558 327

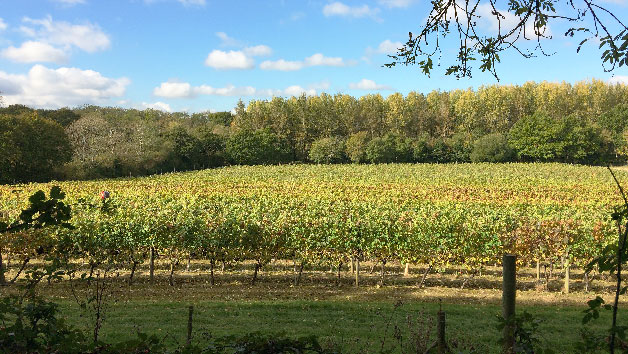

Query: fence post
427 308 450 353
355 257 360 287
149 246 155 283
564 254 570 294
502 254 516 354
187 305 193 346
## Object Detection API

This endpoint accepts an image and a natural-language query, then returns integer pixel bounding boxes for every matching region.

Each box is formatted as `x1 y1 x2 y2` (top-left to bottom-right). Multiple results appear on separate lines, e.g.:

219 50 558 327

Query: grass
3 260 621 353
53 298 612 353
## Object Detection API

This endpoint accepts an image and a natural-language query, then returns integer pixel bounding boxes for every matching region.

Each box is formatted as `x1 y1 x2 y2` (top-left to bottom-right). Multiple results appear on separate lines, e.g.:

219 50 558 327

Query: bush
429 139 451 163
365 133 413 163
226 128 291 165
0 112 72 184
598 104 628 159
445 133 472 163
509 112 613 164
470 133 515 163
309 136 346 164
366 136 396 163
196 127 227 168
345 131 369 163
412 135 432 163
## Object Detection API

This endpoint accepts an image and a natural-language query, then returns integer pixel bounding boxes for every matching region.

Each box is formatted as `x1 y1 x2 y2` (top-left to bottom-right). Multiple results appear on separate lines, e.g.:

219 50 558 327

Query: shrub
365 133 413 163
345 131 369 163
366 136 396 163
0 112 72 184
196 127 227 168
598 104 628 156
226 128 291 165
509 112 613 164
309 136 346 164
429 139 451 163
445 132 472 163
412 135 432 163
470 133 515 163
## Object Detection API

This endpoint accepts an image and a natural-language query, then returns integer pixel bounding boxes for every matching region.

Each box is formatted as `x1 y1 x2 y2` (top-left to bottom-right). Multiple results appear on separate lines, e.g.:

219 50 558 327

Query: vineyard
1 163 626 290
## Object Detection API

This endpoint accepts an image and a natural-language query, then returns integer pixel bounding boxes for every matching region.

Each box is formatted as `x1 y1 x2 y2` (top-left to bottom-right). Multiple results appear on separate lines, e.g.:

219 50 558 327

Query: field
2 163 628 352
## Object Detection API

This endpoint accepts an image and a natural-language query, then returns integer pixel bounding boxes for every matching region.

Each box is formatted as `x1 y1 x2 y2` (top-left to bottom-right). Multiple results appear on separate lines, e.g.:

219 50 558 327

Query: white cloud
153 81 319 98
475 4 551 38
178 0 206 5
432 2 550 40
199 84 258 96
260 53 346 71
0 18 7 31
0 64 130 108
204 50 254 70
599 0 627 5
349 78 392 90
304 53 344 66
143 0 205 6
214 32 272 56
1 41 69 64
376 39 402 54
244 45 272 56
284 85 316 96
216 32 242 47
142 101 172 112
323 2 380 19
309 80 331 91
21 16 110 53
289 12 306 21
378 0 416 7
52 0 87 6
260 59 304 71
153 81 193 98
609 76 628 85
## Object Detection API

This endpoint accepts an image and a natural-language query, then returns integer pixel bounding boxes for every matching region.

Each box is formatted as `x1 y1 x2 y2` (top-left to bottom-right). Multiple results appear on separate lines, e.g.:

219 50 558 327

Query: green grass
55 298 615 353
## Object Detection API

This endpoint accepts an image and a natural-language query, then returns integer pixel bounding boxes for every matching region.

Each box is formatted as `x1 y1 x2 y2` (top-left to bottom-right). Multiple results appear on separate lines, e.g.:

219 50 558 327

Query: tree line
1 79 628 184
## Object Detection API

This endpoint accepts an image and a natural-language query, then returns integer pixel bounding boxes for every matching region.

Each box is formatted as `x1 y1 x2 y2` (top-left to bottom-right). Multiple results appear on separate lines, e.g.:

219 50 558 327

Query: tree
509 111 612 163
226 128 291 165
309 136 346 164
165 126 203 170
345 131 369 163
196 126 227 168
0 112 72 184
386 0 628 79
470 133 515 162
366 133 413 163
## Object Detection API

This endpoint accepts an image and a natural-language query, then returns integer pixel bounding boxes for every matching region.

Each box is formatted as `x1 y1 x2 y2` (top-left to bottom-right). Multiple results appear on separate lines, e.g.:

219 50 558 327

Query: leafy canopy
386 0 628 79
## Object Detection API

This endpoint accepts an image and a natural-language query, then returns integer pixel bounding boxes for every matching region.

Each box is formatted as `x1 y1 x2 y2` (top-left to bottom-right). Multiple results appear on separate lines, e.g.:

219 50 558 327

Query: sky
0 0 627 113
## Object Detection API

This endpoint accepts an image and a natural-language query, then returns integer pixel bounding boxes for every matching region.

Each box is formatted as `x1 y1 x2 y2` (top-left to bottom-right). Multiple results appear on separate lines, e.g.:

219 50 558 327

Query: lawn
23 261 621 353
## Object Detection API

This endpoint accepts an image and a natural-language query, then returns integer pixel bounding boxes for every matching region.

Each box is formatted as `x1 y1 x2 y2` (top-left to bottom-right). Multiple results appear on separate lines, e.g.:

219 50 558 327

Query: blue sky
0 0 627 113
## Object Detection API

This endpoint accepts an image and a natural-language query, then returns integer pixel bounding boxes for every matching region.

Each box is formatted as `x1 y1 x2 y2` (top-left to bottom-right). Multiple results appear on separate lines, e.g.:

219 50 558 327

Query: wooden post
502 254 516 353
437 310 447 353
186 305 193 346
427 309 450 353
564 255 570 294
355 257 360 287
0 250 5 285
404 263 410 277
535 260 540 285
149 247 155 283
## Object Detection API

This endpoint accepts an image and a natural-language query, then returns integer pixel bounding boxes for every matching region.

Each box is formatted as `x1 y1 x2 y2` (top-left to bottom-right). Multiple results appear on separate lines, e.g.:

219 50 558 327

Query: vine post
187 305 193 346
354 257 359 287
564 253 570 294
149 246 155 283
502 254 516 353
